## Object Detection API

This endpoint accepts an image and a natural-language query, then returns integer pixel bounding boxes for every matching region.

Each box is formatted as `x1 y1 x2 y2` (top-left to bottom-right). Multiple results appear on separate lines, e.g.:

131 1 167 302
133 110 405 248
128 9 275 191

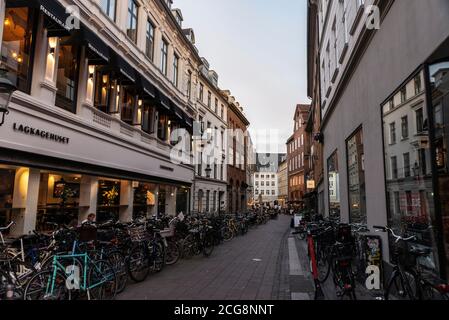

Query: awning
110 52 136 84
184 114 193 128
157 90 171 112
76 24 110 65
171 102 184 121
7 0 72 37
137 74 157 99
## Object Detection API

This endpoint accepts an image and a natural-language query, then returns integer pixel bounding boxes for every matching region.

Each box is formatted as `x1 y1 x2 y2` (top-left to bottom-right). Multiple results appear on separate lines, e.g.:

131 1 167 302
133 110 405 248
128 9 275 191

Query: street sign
307 180 315 189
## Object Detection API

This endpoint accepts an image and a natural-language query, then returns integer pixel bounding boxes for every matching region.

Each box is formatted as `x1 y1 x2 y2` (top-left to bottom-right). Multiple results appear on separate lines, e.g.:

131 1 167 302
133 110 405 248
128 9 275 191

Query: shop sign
307 180 315 189
13 123 70 144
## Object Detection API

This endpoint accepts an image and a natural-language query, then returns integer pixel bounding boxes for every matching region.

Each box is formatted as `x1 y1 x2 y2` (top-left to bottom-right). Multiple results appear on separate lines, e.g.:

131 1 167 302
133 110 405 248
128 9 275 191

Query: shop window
55 37 80 113
157 188 167 216
94 69 112 113
0 168 15 228
158 113 169 141
141 104 156 134
120 87 136 125
133 183 156 220
346 127 366 224
327 151 340 221
97 179 121 223
382 67 439 276
1 7 37 94
176 187 189 214
37 173 81 231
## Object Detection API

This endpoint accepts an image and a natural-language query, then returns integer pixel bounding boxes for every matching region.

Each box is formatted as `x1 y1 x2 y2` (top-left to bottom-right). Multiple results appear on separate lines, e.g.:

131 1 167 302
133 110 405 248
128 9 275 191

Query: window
400 87 407 103
272 190 275 195
187 71 192 99
126 0 138 43
2 7 36 94
347 128 366 224
389 122 396 144
55 37 80 113
160 39 168 76
215 98 218 113
221 104 224 118
416 108 424 133
401 116 409 139
206 190 210 212
101 0 116 21
94 70 112 113
158 113 169 141
327 151 340 221
120 87 136 125
173 54 179 86
403 153 410 178
199 83 204 101
414 74 422 95
207 91 211 108
141 104 156 134
145 20 155 61
391 156 398 179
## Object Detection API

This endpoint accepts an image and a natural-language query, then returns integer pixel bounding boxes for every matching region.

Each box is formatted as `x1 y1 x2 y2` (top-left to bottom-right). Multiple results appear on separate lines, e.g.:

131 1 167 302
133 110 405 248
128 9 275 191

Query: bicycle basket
127 225 149 242
160 226 175 238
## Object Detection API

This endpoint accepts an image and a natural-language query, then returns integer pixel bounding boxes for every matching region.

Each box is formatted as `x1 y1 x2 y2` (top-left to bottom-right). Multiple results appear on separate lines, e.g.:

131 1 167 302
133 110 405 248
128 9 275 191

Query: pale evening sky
177 0 310 154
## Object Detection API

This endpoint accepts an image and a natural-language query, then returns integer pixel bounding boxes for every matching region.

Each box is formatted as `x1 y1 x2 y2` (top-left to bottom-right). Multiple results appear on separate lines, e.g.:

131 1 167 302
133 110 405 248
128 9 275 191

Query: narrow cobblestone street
119 215 317 300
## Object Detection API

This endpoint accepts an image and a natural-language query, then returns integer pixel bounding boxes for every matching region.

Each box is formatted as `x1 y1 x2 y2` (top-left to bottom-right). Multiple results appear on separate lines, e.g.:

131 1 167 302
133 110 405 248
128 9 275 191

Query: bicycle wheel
222 227 234 242
385 270 418 300
202 233 214 257
151 241 165 273
165 239 181 266
332 260 357 300
87 259 117 300
23 270 71 300
421 282 448 300
106 250 128 294
181 235 195 259
127 244 150 283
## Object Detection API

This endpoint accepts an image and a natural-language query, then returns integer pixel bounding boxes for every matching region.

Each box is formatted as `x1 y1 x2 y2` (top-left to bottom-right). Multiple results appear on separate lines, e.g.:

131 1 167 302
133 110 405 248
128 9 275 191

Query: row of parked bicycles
293 216 449 300
0 210 276 300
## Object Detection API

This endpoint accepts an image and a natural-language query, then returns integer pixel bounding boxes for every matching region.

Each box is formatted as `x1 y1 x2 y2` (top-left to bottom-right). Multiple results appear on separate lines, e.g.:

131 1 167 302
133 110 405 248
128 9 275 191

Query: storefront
0 0 195 235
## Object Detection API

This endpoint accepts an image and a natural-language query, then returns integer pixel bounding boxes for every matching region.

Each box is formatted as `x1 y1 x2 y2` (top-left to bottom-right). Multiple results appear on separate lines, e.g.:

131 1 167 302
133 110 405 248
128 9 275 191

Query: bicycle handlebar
0 221 15 231
374 225 417 243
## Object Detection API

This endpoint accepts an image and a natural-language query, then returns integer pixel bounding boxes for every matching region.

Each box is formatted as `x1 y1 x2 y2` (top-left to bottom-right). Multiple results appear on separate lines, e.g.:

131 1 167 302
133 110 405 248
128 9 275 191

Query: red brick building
287 104 310 206
223 91 250 213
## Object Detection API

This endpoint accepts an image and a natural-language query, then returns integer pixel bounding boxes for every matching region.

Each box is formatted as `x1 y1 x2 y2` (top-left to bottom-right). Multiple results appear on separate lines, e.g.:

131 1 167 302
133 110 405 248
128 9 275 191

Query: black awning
184 114 193 128
7 0 72 36
157 90 171 112
137 74 157 99
171 102 184 121
110 52 136 84
78 24 110 65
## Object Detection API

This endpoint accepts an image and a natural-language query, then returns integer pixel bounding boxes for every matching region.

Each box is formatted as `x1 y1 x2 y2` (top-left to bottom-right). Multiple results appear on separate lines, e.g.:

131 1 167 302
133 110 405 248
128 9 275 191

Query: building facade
286 104 310 206
0 0 250 234
224 91 250 213
277 157 288 208
253 153 285 206
309 0 449 280
191 58 228 214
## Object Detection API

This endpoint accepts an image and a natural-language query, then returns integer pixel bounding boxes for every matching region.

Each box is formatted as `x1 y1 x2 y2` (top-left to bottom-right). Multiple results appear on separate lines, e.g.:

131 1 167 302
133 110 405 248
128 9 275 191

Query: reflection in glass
382 68 440 274
327 151 340 222
347 128 366 224
1 7 35 93
428 60 449 278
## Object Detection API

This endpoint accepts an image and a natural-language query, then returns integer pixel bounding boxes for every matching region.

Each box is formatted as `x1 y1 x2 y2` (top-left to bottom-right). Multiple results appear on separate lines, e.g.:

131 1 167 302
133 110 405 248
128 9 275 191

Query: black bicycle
374 226 449 300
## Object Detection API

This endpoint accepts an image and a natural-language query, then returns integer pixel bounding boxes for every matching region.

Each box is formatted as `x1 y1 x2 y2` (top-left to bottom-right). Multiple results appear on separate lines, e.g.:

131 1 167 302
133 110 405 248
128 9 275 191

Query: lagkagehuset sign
13 123 70 144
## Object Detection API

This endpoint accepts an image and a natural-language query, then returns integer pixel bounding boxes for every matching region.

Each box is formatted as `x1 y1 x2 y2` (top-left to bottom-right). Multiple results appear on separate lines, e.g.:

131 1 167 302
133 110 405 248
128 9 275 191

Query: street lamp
0 67 17 127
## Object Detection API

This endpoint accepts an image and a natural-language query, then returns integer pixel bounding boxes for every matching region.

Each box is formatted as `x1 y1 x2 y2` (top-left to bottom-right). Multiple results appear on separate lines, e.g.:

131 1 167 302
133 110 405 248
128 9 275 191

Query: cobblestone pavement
118 215 380 300
119 215 315 300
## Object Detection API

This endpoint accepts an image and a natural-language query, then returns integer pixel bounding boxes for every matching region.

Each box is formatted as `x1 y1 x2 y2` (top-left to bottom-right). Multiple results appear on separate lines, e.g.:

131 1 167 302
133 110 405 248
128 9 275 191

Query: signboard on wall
307 180 315 189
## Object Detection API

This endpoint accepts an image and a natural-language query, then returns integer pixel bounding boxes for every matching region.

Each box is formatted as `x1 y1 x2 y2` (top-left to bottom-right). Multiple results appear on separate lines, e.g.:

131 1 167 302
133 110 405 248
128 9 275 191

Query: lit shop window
55 37 80 113
1 7 36 94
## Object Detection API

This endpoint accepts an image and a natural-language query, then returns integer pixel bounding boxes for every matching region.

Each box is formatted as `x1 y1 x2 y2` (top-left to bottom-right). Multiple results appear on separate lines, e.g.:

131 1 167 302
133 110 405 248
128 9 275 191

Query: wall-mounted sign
13 123 70 144
307 180 315 189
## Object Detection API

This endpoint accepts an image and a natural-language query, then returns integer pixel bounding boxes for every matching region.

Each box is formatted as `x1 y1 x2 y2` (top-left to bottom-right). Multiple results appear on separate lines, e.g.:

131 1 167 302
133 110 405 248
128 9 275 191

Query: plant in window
103 185 119 206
